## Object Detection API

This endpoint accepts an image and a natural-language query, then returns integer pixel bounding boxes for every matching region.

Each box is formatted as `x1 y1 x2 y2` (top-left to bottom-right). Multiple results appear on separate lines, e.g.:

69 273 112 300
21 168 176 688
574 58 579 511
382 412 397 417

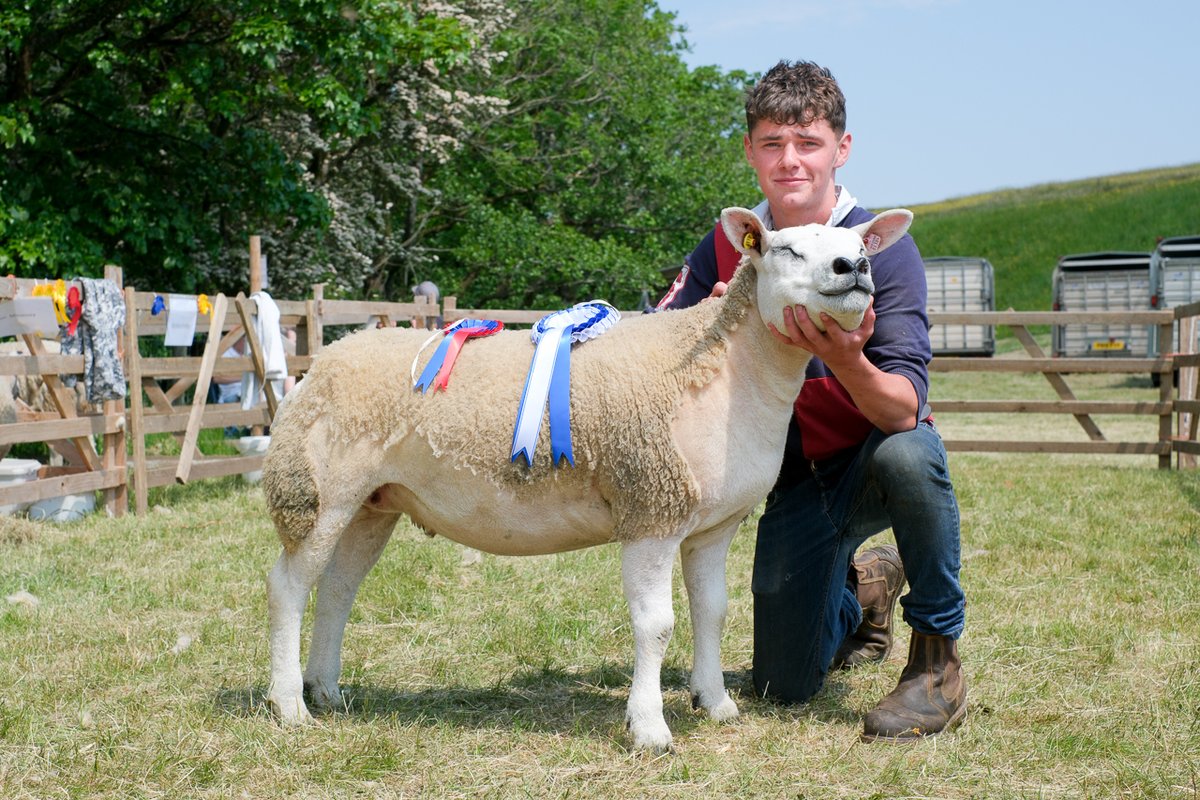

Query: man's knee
869 425 947 489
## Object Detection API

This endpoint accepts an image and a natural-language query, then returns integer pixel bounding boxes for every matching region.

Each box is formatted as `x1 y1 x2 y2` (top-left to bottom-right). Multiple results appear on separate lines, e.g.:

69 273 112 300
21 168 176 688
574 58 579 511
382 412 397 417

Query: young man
658 60 966 742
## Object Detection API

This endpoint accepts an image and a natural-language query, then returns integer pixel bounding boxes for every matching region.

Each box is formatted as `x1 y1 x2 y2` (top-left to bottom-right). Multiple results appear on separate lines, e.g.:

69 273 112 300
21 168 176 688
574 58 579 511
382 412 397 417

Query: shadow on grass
215 662 864 737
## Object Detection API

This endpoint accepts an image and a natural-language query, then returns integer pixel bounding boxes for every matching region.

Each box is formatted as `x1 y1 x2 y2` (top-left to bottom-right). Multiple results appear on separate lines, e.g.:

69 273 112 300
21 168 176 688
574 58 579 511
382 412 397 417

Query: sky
664 0 1200 207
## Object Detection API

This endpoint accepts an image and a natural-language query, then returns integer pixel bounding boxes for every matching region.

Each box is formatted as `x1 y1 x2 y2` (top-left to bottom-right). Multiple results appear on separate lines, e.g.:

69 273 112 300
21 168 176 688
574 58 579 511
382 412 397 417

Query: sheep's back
289 303 725 538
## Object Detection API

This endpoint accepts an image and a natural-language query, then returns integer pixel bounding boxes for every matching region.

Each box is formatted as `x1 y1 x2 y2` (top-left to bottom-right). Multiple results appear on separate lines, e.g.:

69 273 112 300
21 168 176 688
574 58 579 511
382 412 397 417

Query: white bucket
0 458 41 516
234 436 271 483
28 492 96 523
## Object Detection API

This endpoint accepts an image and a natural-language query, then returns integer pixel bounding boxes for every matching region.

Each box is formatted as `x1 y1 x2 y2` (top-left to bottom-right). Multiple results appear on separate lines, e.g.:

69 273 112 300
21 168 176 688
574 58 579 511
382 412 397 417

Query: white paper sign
164 294 198 347
0 297 61 337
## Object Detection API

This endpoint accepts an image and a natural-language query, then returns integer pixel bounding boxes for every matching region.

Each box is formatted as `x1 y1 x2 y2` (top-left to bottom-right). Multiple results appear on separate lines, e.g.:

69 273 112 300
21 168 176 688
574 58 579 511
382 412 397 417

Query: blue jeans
751 421 964 703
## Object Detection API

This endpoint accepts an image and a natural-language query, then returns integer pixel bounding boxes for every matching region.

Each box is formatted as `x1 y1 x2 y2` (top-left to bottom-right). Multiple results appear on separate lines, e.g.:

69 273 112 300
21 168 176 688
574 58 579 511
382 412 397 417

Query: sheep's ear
852 209 913 255
720 207 768 259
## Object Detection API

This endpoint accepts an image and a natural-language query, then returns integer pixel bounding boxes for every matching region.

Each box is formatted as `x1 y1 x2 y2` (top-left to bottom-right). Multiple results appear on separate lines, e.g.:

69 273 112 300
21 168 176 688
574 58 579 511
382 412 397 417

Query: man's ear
851 209 913 255
720 207 768 258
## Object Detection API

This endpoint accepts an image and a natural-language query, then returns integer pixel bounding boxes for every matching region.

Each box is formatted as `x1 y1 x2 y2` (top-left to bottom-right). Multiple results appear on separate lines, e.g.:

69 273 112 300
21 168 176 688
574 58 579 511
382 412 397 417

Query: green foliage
0 0 480 289
907 164 1200 312
424 0 754 309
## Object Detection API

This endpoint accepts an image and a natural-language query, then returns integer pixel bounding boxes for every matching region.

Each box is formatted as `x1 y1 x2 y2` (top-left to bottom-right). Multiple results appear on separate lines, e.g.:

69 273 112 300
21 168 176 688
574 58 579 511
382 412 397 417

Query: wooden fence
1 274 437 517
927 307 1183 470
0 286 1197 521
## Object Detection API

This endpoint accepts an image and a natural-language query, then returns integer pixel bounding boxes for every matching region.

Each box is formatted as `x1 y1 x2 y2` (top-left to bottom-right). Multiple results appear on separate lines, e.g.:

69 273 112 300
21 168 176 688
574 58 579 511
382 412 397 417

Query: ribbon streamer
66 285 83 335
151 294 165 315
413 319 504 393
511 301 620 468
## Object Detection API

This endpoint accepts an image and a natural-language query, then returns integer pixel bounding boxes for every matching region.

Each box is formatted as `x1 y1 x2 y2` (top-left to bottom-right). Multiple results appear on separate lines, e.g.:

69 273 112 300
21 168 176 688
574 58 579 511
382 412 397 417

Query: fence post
306 284 324 355
250 235 264 295
1177 314 1198 469
124 286 149 514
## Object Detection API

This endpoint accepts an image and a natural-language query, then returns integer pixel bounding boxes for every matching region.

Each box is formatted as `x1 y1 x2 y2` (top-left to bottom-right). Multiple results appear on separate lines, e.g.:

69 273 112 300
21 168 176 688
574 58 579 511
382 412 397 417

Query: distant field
901 163 1200 313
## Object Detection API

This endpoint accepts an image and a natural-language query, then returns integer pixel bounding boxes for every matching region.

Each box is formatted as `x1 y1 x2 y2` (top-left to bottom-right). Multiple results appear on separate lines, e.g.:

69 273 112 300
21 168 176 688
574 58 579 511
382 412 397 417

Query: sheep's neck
708 261 814 406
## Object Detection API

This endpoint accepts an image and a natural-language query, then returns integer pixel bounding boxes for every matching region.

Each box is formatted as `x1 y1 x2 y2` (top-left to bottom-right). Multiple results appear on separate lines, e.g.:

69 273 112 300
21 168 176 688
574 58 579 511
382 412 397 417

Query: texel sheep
262 206 913 751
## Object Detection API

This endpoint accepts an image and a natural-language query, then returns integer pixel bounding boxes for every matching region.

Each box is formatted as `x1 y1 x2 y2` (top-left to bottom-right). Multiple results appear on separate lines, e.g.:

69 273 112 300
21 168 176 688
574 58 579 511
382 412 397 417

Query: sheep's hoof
708 695 739 722
268 694 314 727
627 716 674 754
303 679 343 712
691 690 739 722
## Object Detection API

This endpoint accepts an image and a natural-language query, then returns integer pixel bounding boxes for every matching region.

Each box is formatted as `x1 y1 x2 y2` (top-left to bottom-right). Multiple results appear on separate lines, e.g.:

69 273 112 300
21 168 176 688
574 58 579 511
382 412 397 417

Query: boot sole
858 703 966 744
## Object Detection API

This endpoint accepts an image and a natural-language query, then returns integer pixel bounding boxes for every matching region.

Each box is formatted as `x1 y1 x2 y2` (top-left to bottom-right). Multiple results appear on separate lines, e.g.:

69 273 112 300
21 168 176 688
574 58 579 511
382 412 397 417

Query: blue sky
664 0 1199 207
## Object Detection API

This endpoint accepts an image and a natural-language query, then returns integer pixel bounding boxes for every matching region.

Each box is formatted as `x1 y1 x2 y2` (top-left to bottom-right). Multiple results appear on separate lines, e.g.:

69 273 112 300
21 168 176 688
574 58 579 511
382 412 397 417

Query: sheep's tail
262 411 320 550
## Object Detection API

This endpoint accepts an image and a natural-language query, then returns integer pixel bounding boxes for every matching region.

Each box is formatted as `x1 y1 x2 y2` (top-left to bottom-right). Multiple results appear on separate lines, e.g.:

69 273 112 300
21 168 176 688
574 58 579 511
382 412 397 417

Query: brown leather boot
832 545 905 669
861 631 967 743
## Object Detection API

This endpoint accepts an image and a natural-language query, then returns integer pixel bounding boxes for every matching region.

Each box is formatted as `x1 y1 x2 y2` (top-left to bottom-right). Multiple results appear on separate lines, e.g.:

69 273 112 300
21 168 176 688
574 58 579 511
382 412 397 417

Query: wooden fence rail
927 306 1186 469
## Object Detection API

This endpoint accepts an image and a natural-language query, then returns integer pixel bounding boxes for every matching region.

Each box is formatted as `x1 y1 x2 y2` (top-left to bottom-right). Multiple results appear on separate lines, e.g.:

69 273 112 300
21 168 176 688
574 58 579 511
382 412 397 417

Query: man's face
743 117 851 228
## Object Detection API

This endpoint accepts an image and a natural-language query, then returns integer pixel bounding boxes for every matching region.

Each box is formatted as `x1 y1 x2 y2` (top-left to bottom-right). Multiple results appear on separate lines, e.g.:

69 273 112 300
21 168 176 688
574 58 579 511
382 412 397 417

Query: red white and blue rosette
511 301 620 468
413 318 504 393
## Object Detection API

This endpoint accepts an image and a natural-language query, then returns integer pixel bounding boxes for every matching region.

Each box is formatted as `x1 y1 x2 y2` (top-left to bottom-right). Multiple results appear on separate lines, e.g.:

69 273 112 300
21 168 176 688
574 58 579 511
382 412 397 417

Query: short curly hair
745 60 847 136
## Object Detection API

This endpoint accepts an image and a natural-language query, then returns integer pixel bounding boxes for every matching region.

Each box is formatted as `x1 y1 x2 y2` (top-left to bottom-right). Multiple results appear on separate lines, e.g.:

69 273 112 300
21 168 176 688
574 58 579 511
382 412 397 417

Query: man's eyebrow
757 131 822 143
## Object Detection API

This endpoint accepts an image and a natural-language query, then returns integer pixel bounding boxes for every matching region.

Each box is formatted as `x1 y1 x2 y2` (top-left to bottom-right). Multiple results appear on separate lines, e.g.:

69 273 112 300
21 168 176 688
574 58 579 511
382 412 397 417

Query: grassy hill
900 163 1200 312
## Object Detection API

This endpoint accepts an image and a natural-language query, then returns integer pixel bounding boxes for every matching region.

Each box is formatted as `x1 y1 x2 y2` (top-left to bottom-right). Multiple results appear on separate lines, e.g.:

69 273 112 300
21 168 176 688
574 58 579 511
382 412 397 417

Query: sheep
262 206 913 751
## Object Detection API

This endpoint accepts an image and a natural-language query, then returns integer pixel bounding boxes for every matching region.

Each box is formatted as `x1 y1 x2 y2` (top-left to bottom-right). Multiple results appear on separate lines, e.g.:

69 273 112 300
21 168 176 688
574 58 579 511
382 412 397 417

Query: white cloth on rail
240 291 287 410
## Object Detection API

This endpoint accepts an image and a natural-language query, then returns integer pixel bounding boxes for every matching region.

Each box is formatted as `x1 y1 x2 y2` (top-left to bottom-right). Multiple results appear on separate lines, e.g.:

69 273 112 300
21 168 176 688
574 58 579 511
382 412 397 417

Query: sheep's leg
266 505 357 726
621 536 681 753
681 523 739 723
303 508 399 712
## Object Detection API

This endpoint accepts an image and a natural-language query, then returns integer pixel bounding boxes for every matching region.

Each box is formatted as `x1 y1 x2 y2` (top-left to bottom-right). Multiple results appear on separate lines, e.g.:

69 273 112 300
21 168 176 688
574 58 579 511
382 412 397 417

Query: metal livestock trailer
1051 251 1153 358
923 256 995 356
1148 235 1200 358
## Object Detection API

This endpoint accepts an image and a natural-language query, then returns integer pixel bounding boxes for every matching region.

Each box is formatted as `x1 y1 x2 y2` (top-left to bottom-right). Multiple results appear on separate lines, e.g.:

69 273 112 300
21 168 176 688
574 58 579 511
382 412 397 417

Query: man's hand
706 281 728 301
768 298 876 371
767 297 919 433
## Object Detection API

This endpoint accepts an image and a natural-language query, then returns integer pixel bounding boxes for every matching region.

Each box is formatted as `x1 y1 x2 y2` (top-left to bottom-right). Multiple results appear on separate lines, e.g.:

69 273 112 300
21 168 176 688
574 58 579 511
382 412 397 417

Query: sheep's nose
833 256 870 276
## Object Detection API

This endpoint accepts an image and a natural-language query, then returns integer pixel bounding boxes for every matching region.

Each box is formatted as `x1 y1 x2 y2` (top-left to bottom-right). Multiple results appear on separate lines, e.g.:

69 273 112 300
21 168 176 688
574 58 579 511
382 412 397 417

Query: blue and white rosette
511 301 620 468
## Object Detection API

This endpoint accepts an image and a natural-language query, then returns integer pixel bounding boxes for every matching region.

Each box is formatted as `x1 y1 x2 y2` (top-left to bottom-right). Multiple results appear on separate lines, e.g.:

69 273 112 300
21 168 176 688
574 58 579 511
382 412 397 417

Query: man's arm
658 227 722 310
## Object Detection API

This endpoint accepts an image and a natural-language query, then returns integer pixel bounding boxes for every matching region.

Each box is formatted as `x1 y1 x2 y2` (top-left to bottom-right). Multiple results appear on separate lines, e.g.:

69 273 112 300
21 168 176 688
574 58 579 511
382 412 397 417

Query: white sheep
262 206 913 751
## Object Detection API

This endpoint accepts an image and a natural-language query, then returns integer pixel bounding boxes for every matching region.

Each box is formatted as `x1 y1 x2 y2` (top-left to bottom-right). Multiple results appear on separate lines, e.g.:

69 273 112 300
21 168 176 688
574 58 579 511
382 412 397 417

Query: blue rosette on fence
510 301 620 468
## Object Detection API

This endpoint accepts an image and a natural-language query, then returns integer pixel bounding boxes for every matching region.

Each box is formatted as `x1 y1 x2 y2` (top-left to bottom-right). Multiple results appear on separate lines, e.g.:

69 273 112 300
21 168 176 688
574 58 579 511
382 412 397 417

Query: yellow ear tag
743 231 757 250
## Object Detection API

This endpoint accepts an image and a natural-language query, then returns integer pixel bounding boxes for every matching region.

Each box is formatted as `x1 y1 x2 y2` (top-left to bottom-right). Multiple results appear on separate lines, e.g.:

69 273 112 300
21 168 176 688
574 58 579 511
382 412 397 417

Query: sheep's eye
771 245 805 261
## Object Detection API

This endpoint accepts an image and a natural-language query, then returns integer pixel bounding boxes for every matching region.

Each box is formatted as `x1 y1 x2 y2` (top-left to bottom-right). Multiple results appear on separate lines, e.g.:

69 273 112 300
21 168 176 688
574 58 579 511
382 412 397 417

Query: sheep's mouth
819 283 873 298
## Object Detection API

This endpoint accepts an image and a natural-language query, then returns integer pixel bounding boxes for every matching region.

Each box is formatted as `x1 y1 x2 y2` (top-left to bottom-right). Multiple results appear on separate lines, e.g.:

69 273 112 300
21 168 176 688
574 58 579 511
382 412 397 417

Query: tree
423 0 755 310
0 0 498 293
1 1 754 309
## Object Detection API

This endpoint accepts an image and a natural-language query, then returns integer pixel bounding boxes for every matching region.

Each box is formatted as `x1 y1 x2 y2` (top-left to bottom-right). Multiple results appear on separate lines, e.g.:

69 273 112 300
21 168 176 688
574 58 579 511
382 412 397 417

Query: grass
1 402 1199 797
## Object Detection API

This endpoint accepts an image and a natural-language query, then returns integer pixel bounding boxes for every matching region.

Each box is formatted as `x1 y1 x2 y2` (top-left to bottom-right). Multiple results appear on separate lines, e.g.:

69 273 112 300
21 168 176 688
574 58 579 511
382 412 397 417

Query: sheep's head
719 207 913 333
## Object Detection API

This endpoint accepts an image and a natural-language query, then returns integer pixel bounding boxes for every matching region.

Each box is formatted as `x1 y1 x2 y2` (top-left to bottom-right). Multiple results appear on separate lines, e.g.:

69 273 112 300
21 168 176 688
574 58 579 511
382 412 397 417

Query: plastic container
234 435 271 483
28 491 96 523
0 458 41 515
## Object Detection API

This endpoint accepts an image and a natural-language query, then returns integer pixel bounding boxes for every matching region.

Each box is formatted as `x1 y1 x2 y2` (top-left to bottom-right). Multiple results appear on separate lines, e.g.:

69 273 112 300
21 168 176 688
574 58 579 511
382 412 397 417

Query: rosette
413 318 504 393
511 301 620 467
